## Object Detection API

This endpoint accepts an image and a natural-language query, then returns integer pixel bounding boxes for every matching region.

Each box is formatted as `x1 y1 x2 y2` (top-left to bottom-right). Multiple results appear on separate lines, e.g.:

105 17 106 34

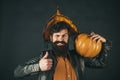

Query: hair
49 21 71 36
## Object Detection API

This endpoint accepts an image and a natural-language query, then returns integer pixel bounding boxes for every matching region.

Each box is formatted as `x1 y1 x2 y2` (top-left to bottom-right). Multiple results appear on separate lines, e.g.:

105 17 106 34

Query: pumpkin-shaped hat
43 9 78 41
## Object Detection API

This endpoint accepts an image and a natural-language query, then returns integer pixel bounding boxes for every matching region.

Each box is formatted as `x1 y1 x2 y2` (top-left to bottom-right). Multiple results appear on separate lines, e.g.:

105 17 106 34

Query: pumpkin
75 33 102 58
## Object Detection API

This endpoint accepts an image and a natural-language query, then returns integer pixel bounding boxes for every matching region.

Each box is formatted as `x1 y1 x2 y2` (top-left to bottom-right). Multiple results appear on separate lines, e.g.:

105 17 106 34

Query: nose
58 36 64 41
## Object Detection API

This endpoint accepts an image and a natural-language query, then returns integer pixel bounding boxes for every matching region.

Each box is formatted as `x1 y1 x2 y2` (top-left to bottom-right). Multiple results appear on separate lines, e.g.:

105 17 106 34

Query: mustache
53 41 67 45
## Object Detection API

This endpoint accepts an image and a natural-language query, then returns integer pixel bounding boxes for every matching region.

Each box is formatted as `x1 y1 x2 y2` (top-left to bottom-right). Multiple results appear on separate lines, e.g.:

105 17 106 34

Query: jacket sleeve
14 55 43 78
84 40 112 68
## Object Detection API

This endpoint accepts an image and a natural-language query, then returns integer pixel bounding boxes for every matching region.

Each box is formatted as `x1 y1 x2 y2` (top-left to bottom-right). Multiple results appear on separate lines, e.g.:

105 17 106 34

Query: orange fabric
53 57 77 80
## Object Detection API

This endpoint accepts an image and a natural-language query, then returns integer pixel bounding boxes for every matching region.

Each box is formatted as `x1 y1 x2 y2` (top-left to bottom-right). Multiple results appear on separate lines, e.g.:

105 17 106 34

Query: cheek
52 40 56 43
50 36 56 43
64 37 69 43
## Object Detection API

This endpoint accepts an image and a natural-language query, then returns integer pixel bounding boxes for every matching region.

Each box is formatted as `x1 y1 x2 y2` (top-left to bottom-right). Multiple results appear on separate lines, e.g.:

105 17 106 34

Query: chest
53 57 77 80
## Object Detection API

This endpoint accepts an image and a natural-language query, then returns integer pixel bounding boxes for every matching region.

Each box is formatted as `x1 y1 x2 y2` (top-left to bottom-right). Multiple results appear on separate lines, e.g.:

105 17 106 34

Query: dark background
0 0 120 80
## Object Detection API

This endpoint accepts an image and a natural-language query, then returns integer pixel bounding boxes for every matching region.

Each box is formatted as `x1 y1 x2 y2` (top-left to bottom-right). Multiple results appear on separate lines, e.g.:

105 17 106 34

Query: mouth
56 43 65 46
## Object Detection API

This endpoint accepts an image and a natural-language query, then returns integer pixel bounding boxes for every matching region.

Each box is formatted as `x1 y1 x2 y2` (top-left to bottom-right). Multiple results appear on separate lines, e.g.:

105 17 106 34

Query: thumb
42 51 49 59
90 32 95 35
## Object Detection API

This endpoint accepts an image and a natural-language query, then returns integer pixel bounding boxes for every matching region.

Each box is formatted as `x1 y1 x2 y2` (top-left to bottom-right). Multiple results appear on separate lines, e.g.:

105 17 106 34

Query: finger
47 67 51 70
47 65 52 70
47 59 53 62
43 59 53 64
44 59 52 62
46 59 53 65
93 36 101 41
42 51 49 59
97 37 106 43
97 38 101 43
90 32 95 35
49 65 52 69
90 34 99 40
45 63 53 66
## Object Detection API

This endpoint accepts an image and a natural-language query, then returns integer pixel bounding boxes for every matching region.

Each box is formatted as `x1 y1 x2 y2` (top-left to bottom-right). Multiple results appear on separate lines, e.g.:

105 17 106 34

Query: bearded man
14 9 111 80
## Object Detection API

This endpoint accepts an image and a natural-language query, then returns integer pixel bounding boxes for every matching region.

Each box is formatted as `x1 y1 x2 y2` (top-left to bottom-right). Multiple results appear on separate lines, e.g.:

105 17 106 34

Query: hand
90 32 106 43
39 52 53 71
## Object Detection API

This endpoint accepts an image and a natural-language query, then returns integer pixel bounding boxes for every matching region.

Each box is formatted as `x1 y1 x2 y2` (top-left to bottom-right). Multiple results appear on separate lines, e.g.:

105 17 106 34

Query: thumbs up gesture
39 52 53 71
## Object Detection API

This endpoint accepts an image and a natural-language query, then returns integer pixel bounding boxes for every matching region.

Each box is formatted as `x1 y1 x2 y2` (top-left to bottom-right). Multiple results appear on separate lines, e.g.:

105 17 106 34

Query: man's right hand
39 51 53 71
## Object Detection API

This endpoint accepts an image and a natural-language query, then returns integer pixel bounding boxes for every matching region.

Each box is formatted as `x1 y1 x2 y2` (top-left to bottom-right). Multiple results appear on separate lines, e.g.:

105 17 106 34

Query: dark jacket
14 41 111 80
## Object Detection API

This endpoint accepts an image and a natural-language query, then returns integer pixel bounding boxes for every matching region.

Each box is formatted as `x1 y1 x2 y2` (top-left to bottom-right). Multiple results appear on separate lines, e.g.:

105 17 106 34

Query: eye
63 34 68 38
55 35 60 38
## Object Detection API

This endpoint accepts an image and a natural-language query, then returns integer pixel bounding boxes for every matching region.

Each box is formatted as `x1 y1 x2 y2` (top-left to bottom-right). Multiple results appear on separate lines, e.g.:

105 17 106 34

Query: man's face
50 29 69 46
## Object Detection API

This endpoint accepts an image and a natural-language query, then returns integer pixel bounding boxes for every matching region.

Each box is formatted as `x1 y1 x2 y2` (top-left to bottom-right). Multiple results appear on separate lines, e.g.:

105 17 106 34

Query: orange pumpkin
75 33 102 58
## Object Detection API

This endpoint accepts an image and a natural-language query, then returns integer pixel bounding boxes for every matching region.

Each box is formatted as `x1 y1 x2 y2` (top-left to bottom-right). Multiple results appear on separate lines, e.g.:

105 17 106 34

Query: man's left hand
90 32 106 43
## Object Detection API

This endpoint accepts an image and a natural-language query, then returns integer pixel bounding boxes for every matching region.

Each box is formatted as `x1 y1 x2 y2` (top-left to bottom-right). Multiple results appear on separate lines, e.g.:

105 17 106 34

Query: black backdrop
0 0 120 80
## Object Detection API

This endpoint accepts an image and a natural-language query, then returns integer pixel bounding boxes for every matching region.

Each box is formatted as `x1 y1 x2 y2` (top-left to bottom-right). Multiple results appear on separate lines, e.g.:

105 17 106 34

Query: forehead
53 29 68 35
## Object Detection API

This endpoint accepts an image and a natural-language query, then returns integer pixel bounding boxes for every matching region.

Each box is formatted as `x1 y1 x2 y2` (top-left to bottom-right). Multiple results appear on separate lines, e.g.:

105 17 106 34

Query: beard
51 41 69 57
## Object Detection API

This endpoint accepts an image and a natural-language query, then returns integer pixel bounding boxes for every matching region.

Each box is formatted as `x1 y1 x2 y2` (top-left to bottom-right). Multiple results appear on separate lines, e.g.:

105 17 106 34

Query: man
14 9 111 80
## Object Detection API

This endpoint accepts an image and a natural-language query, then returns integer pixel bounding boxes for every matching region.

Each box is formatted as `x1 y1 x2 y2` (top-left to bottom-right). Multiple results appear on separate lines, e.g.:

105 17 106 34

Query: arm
14 51 53 78
85 32 112 68
85 40 112 68
14 57 40 78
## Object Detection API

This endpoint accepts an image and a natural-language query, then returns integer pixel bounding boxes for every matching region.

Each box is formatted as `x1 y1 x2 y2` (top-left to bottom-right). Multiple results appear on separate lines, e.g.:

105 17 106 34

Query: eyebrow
55 32 68 35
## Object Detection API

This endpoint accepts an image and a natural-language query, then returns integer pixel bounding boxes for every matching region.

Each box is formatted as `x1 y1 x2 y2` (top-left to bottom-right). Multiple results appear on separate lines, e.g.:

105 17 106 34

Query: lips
53 41 66 46
56 43 64 46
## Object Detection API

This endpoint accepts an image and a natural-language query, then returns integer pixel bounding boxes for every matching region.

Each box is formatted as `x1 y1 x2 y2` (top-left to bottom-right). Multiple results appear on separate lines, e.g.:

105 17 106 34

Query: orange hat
43 9 78 41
